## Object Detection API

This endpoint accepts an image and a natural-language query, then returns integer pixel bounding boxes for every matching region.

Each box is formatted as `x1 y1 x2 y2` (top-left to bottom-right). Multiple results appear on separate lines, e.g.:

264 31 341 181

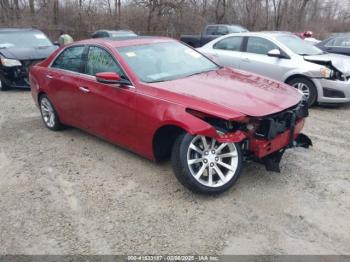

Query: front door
77 46 137 148
239 36 291 82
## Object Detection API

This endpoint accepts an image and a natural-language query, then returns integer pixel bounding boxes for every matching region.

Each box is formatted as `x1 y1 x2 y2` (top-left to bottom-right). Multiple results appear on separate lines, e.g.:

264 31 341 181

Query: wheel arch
284 74 312 84
37 91 46 104
152 124 187 162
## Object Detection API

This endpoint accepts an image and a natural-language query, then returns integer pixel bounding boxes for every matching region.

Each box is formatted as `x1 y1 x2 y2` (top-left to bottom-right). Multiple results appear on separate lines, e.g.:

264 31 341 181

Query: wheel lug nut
203 159 208 163
204 151 209 155
215 157 219 161
211 150 215 154
210 163 214 167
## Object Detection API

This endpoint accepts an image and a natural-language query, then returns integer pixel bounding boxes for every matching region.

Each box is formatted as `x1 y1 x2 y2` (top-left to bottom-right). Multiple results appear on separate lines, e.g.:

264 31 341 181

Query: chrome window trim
49 44 135 89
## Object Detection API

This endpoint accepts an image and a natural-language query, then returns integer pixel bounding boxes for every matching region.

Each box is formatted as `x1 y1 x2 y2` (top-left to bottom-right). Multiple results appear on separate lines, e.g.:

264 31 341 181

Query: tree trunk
29 0 35 15
13 0 20 22
53 0 59 25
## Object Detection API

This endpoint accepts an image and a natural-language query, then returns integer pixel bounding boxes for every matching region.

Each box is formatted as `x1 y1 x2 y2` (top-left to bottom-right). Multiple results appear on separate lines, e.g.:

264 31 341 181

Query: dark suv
0 28 57 91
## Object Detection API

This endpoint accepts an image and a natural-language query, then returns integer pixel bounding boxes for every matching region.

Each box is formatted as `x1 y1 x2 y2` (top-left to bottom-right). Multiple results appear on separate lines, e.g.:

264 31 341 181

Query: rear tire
171 133 242 195
0 80 9 91
287 77 317 106
39 94 63 131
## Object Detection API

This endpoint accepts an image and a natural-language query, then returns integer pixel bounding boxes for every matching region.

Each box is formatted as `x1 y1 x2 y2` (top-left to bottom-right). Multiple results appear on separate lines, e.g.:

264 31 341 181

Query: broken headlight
0 57 22 67
320 67 333 79
186 108 245 134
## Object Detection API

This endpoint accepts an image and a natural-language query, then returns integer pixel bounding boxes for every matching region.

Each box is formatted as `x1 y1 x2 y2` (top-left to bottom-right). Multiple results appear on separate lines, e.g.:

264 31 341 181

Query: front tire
39 94 63 131
287 77 317 106
171 133 242 195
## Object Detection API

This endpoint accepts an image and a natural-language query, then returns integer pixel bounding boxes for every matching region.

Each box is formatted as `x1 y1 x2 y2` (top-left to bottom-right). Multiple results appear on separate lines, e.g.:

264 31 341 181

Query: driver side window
85 46 126 78
246 37 278 55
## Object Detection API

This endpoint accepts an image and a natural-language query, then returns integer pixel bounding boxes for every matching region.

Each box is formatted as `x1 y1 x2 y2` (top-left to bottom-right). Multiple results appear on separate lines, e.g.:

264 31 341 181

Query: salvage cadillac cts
29 37 311 194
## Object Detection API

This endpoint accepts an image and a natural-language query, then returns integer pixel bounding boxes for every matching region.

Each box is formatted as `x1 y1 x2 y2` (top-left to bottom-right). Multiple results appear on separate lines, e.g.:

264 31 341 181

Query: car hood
0 46 58 61
151 68 302 118
304 53 350 76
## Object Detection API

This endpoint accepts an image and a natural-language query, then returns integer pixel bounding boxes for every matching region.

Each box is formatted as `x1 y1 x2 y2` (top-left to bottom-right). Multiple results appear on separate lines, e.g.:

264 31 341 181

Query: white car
198 32 350 106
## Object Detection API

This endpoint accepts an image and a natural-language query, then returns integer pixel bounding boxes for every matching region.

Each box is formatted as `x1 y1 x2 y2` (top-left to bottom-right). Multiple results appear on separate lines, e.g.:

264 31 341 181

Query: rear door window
52 46 85 73
214 36 243 51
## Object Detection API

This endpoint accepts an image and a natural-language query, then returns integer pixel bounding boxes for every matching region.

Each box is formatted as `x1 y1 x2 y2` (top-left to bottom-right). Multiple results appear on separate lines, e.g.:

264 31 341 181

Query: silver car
198 32 350 106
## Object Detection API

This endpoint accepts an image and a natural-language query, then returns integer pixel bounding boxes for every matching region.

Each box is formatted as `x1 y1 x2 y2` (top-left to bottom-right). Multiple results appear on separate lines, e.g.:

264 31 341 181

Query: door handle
79 86 90 93
46 74 54 79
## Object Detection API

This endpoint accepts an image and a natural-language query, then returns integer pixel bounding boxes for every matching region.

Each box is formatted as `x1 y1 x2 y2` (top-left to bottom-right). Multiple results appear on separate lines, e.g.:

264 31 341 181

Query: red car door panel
77 75 138 149
45 68 85 127
72 46 138 150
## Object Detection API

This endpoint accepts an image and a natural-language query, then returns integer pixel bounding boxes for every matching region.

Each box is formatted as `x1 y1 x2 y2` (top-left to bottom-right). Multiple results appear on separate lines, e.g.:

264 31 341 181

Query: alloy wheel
40 97 56 128
293 82 310 99
186 135 239 188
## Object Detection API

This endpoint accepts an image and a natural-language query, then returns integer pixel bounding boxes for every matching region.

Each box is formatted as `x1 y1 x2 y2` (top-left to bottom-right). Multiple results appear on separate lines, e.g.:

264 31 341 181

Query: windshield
276 35 324 56
0 31 53 49
117 42 219 83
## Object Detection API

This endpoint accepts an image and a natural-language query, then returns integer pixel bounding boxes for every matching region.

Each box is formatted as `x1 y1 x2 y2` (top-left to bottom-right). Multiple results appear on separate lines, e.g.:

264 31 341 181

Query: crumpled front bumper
248 100 312 172
0 61 41 89
315 78 350 104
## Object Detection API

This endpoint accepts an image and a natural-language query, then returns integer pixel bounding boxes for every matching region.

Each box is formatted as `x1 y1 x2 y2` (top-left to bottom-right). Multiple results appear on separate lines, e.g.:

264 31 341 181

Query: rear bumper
314 78 350 103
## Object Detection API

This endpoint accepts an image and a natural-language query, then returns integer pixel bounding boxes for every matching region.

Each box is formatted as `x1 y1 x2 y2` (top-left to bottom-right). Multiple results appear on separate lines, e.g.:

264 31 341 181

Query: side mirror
267 49 282 58
96 72 131 85
53 41 60 46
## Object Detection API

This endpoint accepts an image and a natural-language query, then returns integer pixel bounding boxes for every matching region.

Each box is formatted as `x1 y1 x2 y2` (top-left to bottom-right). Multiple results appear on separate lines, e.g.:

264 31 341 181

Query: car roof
220 31 293 38
95 29 135 34
329 33 350 37
0 27 42 33
75 36 175 48
207 24 244 27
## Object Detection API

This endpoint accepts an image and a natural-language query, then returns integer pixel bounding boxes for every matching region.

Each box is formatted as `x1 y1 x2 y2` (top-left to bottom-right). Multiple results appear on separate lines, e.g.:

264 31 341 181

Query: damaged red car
29 37 312 194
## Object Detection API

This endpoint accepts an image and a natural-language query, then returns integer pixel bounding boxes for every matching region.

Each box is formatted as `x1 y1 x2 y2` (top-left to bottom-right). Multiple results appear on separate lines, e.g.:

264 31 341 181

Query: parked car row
29 36 312 194
1 25 348 195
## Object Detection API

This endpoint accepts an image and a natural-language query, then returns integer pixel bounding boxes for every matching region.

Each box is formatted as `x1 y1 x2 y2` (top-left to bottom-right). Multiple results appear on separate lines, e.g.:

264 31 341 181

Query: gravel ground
0 90 349 255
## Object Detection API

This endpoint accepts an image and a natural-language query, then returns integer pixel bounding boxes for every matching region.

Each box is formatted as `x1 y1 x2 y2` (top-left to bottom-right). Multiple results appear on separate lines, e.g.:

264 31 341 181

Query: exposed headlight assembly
320 67 333 79
0 57 22 67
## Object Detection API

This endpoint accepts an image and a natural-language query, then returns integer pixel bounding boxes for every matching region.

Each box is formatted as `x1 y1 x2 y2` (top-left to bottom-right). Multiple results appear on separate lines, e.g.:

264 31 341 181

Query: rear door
239 36 290 81
208 36 244 68
46 45 87 127
77 45 137 147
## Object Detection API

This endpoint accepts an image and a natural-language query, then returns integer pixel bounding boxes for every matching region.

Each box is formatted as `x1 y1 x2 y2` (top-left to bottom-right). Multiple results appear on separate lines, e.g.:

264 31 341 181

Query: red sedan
29 37 311 194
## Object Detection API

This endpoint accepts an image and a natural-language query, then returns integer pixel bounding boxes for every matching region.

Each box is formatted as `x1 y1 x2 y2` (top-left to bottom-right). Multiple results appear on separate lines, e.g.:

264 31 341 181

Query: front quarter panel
133 90 221 160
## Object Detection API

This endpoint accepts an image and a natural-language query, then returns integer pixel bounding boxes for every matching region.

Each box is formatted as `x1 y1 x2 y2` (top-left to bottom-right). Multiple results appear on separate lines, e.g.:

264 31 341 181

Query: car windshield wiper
184 68 217 78
148 68 219 83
